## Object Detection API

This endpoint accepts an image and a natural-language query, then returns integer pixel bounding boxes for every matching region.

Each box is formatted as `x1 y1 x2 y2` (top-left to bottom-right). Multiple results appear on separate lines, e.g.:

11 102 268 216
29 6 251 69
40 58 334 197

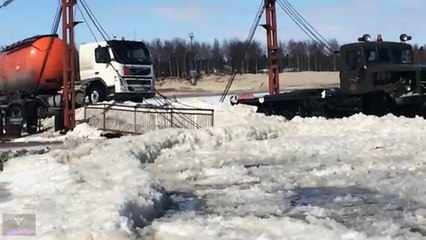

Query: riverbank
156 71 340 97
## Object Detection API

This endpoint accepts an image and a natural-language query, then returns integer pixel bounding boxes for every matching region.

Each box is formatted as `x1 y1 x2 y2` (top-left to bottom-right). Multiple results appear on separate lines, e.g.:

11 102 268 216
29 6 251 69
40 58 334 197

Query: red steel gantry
264 0 280 95
61 0 76 131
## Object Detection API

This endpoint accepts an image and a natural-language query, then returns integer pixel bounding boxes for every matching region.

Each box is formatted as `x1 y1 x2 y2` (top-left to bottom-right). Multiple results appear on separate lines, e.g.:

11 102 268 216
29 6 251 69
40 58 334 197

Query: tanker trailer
0 34 63 94
0 34 81 137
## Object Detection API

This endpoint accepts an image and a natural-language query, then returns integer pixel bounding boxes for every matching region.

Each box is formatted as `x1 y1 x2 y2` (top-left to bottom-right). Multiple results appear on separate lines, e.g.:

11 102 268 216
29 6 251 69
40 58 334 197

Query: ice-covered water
2 95 426 239
137 98 426 239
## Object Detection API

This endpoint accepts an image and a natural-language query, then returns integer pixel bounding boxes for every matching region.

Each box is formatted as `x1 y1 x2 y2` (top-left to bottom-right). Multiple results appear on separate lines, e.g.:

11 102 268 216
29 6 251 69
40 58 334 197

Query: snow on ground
13 108 105 143
4 95 426 239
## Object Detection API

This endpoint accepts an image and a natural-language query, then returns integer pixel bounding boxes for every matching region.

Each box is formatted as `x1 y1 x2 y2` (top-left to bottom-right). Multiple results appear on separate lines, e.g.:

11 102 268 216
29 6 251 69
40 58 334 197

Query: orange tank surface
0 34 64 94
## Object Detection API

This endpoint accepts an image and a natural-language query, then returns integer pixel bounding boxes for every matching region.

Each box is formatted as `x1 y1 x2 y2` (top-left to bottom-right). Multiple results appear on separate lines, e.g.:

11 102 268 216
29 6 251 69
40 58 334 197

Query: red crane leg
61 0 76 131
264 0 280 95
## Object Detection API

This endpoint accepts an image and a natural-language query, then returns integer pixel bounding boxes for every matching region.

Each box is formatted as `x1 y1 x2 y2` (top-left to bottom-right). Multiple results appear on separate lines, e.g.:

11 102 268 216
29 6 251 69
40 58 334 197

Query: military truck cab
339 34 426 98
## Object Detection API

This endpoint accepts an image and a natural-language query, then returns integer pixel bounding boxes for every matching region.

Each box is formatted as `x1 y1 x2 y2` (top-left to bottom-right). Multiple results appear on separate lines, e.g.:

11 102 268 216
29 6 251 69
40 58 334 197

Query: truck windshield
364 47 412 65
111 44 152 65
392 48 412 64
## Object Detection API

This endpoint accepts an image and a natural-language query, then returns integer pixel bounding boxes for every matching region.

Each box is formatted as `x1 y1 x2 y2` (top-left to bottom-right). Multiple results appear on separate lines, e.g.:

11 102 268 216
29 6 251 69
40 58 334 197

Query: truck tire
5 104 24 125
362 92 394 117
54 110 64 132
25 101 41 135
87 83 106 104
5 103 24 138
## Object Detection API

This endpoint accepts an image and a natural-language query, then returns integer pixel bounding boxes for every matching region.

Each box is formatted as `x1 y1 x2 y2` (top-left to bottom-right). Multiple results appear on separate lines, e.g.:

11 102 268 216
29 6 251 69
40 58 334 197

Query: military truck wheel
397 104 420 118
87 83 106 104
362 93 394 117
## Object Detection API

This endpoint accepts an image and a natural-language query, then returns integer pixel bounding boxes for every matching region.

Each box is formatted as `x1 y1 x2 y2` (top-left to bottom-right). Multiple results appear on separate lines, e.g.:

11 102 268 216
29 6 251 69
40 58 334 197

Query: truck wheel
25 101 41 135
5 104 24 125
87 83 106 104
54 110 64 132
5 104 25 138
362 93 393 117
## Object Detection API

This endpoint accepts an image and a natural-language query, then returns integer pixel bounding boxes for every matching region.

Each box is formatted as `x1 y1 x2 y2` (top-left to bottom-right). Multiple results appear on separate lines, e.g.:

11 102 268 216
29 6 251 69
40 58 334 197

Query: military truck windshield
364 47 412 65
109 42 152 65
393 49 412 64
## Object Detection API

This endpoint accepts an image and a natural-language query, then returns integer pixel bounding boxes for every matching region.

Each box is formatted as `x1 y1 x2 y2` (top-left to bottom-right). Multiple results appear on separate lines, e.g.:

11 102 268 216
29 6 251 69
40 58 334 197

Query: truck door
93 46 117 91
341 49 363 93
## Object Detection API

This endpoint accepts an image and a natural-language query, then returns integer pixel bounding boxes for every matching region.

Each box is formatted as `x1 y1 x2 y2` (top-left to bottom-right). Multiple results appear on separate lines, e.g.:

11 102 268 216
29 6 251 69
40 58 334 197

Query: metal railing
83 103 214 134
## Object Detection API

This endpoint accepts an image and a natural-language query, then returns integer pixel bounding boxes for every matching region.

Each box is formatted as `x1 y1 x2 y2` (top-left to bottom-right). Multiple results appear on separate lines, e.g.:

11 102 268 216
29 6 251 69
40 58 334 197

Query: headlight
402 78 413 91
358 34 371 42
400 34 412 43
405 85 412 91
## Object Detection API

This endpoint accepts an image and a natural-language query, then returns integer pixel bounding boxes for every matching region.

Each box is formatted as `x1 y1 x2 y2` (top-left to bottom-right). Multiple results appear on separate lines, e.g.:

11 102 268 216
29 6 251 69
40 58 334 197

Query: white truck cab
79 39 155 104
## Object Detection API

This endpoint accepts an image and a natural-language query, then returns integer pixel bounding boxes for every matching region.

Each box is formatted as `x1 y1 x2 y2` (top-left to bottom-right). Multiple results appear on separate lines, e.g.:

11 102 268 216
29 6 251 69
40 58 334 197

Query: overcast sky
0 0 425 46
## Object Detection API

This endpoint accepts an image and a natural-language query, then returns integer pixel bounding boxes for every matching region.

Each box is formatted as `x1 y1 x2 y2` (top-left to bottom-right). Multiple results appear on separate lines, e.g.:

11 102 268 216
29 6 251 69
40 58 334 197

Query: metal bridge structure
83 103 214 134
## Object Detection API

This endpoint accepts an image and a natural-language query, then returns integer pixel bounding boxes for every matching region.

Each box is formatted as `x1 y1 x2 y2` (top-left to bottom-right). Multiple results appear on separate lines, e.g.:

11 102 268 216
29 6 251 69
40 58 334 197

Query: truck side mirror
357 60 366 82
359 62 367 70
356 57 366 70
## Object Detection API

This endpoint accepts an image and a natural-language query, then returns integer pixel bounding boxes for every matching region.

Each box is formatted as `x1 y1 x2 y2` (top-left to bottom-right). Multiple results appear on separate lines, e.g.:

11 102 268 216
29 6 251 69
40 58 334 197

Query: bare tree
144 37 341 80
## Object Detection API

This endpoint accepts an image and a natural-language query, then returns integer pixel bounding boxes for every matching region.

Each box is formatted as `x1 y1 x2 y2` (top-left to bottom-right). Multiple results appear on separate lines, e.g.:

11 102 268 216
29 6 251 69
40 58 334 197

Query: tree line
412 44 426 64
146 38 426 79
146 38 341 79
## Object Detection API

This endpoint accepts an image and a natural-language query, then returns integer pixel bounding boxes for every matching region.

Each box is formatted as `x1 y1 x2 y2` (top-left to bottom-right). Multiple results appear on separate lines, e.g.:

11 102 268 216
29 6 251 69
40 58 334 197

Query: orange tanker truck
0 34 155 137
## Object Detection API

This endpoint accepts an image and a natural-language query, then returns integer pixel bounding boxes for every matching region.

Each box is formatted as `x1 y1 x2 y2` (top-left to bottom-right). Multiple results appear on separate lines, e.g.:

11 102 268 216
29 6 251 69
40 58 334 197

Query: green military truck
231 34 426 119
